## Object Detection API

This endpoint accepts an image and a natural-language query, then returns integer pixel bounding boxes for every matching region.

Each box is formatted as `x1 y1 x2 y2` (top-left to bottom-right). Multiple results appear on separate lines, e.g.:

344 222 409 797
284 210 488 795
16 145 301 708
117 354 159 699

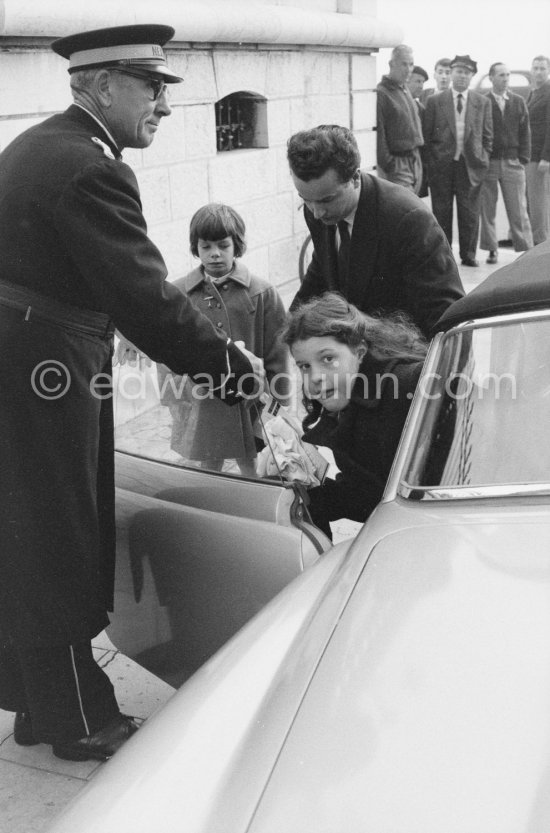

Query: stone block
351 53 378 89
169 161 211 221
242 245 270 280
303 51 349 96
275 146 295 195
268 235 305 288
356 129 377 170
267 99 292 147
214 51 269 99
209 147 277 204
136 167 172 226
290 94 350 131
0 50 70 115
239 192 295 248
266 52 306 99
352 90 377 131
166 51 217 102
148 222 190 281
184 104 217 159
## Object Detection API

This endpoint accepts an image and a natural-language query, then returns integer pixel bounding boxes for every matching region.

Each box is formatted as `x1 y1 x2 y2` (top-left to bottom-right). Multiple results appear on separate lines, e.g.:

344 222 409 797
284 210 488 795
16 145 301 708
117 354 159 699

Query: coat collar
380 75 407 92
349 355 401 410
66 104 122 160
182 260 252 292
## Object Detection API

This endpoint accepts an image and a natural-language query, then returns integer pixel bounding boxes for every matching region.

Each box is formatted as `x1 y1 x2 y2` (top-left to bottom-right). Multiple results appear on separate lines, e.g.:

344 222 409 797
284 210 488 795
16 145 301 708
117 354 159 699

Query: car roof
436 241 550 331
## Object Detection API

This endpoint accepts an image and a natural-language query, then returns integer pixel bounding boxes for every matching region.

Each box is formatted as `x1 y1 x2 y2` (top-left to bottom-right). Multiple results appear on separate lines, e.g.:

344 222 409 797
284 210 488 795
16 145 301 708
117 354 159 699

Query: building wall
0 0 399 304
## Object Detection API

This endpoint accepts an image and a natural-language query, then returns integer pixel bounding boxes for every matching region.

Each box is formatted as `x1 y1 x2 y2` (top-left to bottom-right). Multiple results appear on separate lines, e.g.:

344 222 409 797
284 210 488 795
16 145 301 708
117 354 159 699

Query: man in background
408 65 430 198
480 62 532 264
376 44 424 194
420 57 452 105
408 65 429 106
526 55 550 244
423 54 493 266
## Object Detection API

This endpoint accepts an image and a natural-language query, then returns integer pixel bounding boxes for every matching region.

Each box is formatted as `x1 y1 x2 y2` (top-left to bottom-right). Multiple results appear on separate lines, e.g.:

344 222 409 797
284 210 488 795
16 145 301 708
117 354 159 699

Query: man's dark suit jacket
423 88 493 186
291 172 464 338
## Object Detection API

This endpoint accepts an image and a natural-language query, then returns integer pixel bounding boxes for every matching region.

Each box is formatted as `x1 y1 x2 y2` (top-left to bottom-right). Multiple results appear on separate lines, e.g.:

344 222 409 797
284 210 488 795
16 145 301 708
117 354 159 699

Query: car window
402 318 550 490
112 349 324 485
113 355 272 479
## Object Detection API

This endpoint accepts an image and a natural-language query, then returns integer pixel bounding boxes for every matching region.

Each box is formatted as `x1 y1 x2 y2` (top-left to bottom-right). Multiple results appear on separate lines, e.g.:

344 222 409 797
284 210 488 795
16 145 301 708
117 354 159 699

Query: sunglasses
110 69 170 101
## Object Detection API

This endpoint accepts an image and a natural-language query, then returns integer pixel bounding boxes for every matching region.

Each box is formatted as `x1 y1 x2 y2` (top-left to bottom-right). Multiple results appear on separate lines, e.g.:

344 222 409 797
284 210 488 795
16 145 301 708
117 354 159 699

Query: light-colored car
49 244 550 833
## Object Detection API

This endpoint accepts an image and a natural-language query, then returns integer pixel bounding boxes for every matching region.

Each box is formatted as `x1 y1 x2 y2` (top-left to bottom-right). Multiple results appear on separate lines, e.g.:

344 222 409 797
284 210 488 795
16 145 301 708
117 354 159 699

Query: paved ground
0 244 521 833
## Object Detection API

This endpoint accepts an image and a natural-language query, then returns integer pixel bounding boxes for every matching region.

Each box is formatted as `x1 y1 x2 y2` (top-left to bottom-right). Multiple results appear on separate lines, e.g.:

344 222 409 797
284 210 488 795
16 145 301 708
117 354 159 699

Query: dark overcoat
158 262 289 461
291 172 463 338
0 105 250 647
423 88 494 186
303 355 423 529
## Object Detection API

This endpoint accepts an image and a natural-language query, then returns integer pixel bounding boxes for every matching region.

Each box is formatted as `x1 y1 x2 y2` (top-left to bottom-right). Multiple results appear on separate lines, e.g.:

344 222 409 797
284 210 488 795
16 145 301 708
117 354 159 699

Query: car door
109 355 331 687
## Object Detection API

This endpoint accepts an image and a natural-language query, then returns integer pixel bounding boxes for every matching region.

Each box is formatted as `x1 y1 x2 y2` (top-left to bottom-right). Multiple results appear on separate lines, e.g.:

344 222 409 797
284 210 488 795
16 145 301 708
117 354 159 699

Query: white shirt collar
452 87 469 101
74 103 120 153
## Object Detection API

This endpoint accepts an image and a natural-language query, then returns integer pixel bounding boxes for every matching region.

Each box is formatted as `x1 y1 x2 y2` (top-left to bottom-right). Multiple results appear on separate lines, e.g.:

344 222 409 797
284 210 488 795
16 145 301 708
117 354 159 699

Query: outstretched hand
234 340 267 400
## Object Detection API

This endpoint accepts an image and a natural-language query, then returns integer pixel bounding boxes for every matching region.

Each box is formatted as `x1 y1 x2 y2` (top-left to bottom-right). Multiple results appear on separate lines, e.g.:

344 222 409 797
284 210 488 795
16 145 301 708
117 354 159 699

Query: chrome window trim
399 482 550 501
384 309 550 503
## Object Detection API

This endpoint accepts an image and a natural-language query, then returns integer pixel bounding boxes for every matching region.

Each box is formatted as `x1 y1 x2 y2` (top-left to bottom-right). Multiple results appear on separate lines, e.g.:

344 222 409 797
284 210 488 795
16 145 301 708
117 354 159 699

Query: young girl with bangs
159 203 289 475
282 292 427 538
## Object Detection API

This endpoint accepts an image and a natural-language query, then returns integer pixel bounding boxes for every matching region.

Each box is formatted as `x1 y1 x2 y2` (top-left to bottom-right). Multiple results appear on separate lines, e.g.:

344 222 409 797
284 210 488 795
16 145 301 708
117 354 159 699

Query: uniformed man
0 24 264 762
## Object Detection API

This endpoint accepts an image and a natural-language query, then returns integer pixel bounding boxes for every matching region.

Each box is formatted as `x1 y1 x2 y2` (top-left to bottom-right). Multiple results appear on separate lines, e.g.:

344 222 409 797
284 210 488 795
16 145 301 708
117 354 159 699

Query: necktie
337 220 351 289
457 93 463 114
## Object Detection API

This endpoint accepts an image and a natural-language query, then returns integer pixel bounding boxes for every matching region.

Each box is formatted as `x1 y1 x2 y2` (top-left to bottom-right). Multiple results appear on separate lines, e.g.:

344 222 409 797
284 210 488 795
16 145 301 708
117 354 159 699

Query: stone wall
0 1 401 303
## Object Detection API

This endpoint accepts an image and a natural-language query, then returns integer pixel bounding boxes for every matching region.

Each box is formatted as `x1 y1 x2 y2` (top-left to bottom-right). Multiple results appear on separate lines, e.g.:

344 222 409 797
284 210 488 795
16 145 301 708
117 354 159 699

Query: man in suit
480 62 533 264
0 24 263 763
287 125 464 338
526 55 550 244
423 54 493 266
376 45 424 194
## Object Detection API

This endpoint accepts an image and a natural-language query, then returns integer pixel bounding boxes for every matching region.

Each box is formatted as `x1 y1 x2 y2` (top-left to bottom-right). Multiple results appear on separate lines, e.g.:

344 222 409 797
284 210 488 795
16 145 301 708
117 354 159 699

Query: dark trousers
0 642 120 744
430 156 482 261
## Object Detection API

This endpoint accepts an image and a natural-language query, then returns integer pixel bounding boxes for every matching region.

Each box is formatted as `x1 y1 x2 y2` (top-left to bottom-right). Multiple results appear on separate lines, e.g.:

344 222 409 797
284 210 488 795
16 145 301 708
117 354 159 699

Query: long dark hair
282 292 427 362
282 293 427 427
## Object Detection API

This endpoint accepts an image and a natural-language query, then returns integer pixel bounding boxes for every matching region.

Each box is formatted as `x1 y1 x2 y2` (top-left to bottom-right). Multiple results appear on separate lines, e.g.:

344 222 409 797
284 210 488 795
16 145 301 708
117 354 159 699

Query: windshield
401 317 550 492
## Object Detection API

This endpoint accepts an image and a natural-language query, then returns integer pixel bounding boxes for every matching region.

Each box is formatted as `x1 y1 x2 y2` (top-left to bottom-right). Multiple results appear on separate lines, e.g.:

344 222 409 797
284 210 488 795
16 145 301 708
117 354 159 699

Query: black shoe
461 257 479 267
486 250 498 264
52 714 139 762
14 711 39 746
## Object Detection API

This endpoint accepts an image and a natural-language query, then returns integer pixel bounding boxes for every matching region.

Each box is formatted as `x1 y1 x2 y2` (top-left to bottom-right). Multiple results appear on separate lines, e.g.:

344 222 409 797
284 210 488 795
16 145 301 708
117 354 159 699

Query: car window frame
384 309 550 503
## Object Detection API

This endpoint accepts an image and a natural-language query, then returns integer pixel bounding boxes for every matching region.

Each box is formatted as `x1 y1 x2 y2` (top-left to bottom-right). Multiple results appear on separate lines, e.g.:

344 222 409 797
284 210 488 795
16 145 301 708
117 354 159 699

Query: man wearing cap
408 65 429 107
376 45 425 194
0 24 265 763
423 54 493 266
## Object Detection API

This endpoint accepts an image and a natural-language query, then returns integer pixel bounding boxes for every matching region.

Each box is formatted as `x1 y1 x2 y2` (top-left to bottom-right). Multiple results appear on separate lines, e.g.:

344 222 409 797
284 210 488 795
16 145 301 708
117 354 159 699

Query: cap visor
129 63 183 82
